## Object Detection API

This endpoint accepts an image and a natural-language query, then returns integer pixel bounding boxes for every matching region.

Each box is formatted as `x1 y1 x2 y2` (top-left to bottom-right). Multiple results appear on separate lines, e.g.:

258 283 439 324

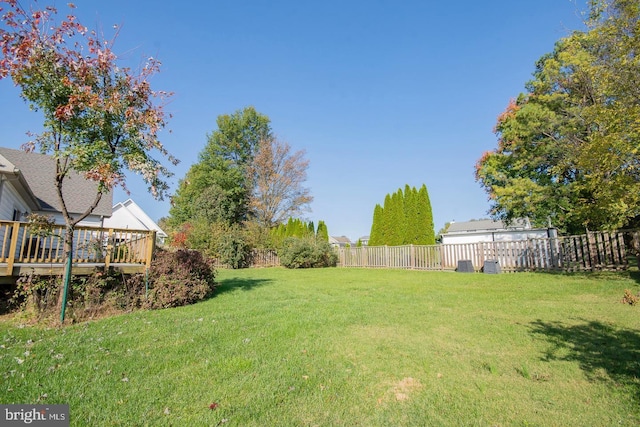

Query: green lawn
1 268 639 426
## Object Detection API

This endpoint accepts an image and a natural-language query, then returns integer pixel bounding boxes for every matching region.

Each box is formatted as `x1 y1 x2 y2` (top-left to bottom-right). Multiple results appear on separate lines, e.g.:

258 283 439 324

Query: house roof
330 235 352 244
108 199 167 237
0 147 112 216
0 153 41 210
446 218 531 234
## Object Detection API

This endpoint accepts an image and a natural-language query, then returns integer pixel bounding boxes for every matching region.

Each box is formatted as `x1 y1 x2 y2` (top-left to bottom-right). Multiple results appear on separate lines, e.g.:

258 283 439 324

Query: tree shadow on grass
530 319 640 402
214 276 273 296
629 270 640 285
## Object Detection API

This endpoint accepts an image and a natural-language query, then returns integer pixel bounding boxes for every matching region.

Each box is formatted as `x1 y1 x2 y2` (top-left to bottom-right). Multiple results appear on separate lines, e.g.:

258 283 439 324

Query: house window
12 209 21 221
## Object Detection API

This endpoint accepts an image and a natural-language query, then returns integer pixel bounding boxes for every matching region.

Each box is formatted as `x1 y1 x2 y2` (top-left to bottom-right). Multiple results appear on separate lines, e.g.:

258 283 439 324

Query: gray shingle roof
0 147 112 217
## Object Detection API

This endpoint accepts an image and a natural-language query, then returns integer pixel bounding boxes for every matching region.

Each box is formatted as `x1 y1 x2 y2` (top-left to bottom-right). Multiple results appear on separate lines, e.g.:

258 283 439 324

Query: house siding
441 229 549 245
0 180 31 221
35 211 105 228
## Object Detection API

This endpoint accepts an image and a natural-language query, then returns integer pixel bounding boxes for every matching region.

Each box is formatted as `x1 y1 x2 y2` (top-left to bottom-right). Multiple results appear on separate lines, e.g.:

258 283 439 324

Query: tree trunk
57 224 75 324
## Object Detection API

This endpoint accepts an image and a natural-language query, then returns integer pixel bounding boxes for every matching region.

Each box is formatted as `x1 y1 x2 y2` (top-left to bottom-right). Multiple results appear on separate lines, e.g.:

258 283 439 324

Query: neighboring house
440 218 554 245
329 235 352 248
357 235 370 246
0 147 112 226
103 199 168 244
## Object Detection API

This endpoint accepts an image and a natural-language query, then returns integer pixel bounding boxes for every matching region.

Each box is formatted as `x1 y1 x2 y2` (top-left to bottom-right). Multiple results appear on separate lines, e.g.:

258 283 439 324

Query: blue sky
1 0 587 240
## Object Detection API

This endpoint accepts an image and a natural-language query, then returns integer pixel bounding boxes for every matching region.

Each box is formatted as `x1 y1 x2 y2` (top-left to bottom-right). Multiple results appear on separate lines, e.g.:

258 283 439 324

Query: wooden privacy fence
211 249 280 269
0 220 155 278
337 231 631 272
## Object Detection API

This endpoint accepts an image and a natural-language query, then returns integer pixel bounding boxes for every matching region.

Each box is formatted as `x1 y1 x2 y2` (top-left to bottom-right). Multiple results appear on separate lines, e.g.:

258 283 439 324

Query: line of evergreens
270 218 329 247
368 184 435 246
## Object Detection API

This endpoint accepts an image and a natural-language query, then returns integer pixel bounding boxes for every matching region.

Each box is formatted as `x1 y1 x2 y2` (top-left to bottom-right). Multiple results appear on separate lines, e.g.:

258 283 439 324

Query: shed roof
0 147 112 216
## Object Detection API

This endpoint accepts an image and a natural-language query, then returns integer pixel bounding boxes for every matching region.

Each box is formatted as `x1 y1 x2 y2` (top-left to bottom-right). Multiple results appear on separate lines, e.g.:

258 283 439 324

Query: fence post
587 231 598 271
410 244 415 269
384 246 389 268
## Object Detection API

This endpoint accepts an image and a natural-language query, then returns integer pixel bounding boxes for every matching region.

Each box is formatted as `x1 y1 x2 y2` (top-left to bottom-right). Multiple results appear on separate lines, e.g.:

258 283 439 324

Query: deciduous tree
476 0 640 232
0 1 176 322
169 106 271 226
248 137 312 227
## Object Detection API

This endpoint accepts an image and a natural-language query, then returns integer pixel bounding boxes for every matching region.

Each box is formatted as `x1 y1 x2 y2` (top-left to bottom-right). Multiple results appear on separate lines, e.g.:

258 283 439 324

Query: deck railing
0 220 155 277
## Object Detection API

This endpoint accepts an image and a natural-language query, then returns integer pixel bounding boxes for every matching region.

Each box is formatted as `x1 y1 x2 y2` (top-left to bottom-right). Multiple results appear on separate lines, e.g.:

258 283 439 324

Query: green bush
279 237 337 269
217 226 251 269
142 248 216 309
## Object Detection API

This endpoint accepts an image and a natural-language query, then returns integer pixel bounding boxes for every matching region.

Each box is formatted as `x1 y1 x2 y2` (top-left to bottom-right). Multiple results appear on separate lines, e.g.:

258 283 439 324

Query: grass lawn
1 268 639 426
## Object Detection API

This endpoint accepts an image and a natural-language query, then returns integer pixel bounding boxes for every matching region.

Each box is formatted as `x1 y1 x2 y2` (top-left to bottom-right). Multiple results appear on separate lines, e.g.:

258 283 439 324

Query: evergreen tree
388 190 405 246
416 184 436 245
316 220 329 242
380 194 393 245
368 204 384 246
404 185 419 244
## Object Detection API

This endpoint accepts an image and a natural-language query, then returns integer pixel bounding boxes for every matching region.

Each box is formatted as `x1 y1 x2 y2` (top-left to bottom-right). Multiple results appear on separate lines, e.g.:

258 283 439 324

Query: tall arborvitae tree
380 194 393 245
416 184 436 245
389 190 405 246
368 204 384 246
316 220 329 242
404 185 419 244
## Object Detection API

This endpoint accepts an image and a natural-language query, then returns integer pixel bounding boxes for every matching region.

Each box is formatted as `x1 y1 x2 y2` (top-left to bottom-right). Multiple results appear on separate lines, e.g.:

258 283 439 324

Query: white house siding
35 211 105 228
0 180 31 221
103 206 145 231
0 181 33 257
441 229 549 245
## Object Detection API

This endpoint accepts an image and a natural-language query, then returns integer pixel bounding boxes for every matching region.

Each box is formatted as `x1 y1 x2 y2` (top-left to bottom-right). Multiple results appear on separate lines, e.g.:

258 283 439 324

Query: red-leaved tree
0 1 177 323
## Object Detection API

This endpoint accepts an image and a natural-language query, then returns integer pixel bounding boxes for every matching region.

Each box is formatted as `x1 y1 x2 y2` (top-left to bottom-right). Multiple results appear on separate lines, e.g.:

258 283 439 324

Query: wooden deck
0 220 155 282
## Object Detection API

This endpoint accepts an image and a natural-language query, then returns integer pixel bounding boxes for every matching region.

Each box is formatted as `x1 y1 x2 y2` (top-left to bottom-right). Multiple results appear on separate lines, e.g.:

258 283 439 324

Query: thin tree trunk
57 225 75 324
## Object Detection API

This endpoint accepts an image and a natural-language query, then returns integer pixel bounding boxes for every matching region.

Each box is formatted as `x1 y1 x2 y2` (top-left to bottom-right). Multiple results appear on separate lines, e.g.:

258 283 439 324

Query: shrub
217 226 251 269
279 237 338 269
11 274 60 319
142 248 216 309
5 249 216 322
10 268 135 323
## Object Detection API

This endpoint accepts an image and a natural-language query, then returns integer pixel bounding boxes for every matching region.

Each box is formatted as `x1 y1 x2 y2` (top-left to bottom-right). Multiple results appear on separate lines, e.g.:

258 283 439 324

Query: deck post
6 221 21 276
146 230 156 270
104 228 114 269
